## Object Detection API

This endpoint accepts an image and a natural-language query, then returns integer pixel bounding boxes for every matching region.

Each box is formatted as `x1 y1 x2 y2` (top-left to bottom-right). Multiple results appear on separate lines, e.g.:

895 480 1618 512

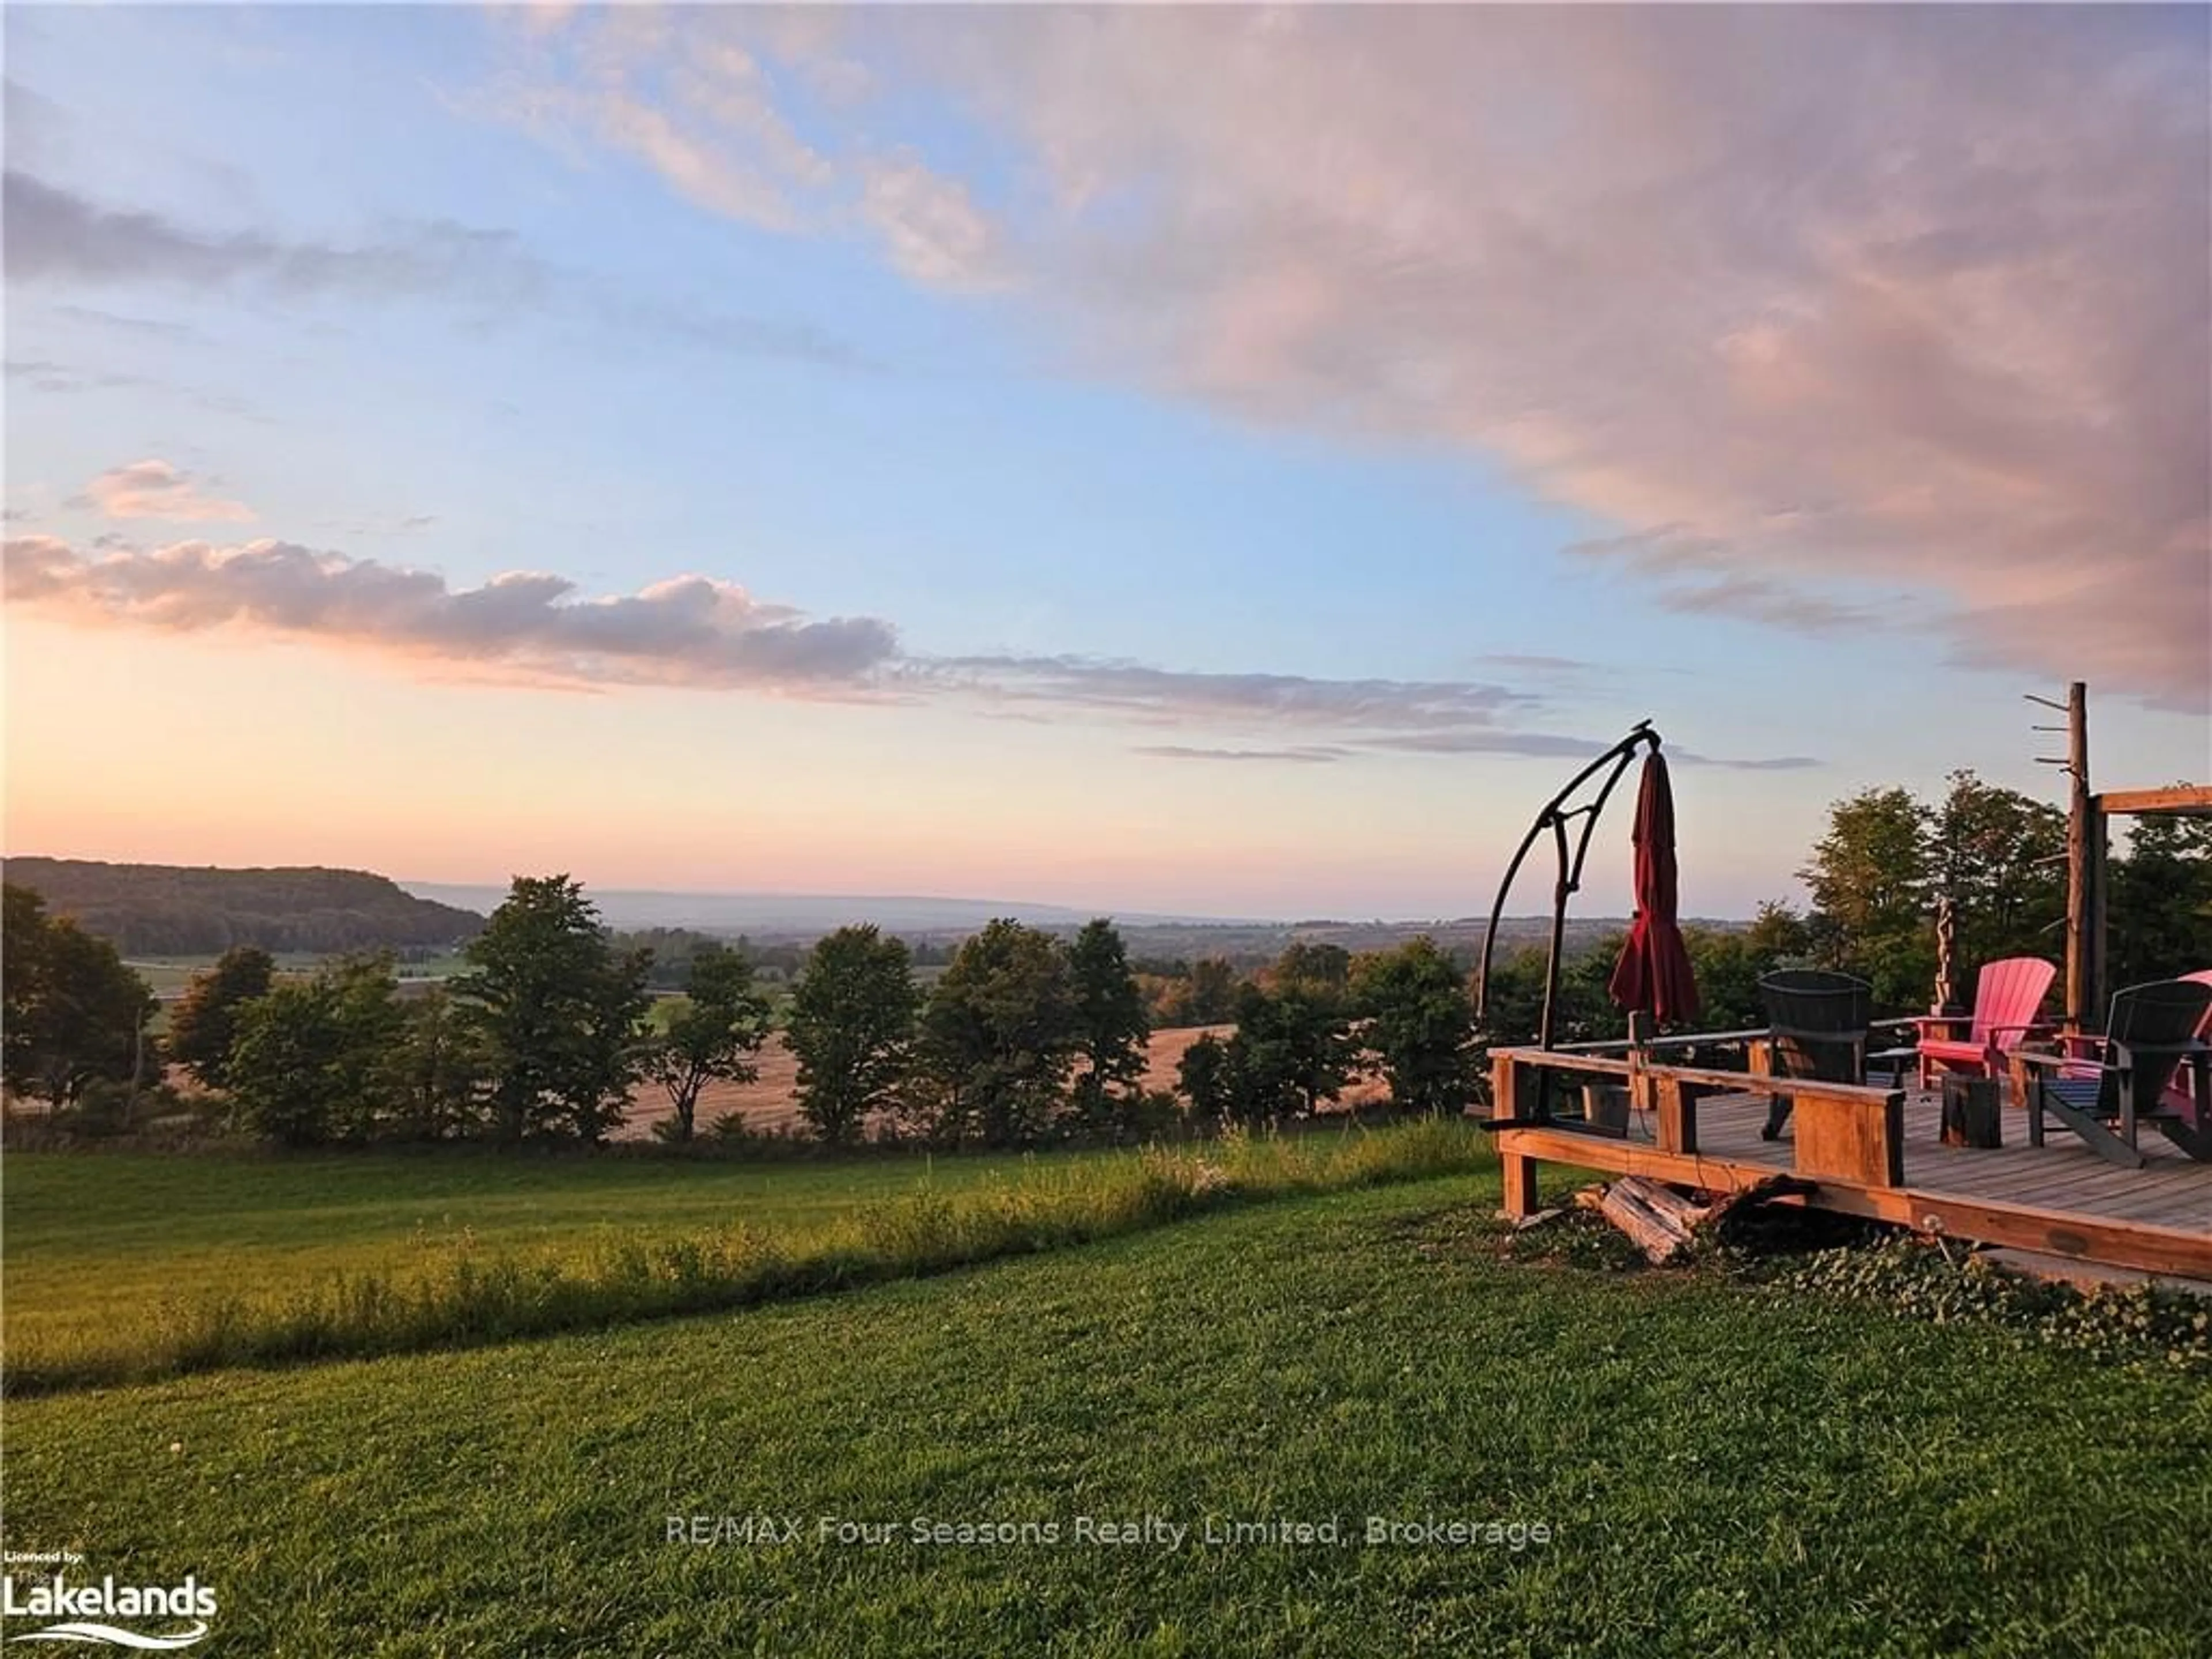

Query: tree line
1481 770 2209 1044
3 873 1487 1148
1794 769 2208 1012
6 771 2202 1146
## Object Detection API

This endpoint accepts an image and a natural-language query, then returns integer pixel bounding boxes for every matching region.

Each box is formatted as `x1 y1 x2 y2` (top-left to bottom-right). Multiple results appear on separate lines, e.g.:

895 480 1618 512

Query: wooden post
2064 681 2092 1034
1502 1147 1539 1219
1654 1076 1699 1154
2087 800 2108 1027
1789 1084 1907 1187
1494 1050 1539 1218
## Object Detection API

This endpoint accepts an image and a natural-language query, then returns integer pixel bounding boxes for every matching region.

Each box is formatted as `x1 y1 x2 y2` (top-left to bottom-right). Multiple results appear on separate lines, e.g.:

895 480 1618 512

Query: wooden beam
2088 803 2108 1024
2097 785 2212 817
2065 681 2090 1032
1496 1047 1637 1078
1495 1127 1781 1194
1491 1047 1901 1107
1493 1126 2212 1278
1815 1187 2212 1281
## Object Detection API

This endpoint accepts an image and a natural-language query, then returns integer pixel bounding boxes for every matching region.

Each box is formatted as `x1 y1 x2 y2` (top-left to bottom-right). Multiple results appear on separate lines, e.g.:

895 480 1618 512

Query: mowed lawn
1 1149 1138 1370
7 1173 2211 1657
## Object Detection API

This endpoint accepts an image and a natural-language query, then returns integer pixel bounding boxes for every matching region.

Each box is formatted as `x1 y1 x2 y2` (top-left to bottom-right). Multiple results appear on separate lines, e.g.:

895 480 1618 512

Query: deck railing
1488 1044 1906 1215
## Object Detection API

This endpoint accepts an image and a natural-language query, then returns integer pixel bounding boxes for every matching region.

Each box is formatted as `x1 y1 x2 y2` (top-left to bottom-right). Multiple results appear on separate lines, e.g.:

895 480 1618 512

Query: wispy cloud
3 536 900 694
3 168 549 302
5 533 1821 770
2 78 67 173
2 168 870 371
857 152 1001 289
1132 744 1352 765
480 12 1009 290
49 304 204 340
75 460 253 524
1669 749 1821 774
7 353 270 424
6 357 153 395
503 7 2209 713
1469 653 1595 676
924 653 1536 732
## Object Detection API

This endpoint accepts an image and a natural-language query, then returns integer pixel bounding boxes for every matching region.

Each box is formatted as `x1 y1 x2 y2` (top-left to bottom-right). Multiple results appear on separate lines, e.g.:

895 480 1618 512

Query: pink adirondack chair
1911 956 2056 1089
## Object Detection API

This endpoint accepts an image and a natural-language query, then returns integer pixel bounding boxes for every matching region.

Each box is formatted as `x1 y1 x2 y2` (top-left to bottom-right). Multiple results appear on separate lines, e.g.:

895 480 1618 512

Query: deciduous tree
1067 918 1150 1136
1185 956 1241 1024
227 956 407 1146
1800 786 1937 1008
645 942 771 1143
167 945 276 1090
2107 809 2212 991
1931 770 2065 974
787 925 920 1145
1229 948 1357 1123
1352 937 1478 1116
390 986 489 1142
1175 1032 1238 1127
1274 941 1352 997
921 919 1078 1146
1 883 158 1107
452 876 652 1144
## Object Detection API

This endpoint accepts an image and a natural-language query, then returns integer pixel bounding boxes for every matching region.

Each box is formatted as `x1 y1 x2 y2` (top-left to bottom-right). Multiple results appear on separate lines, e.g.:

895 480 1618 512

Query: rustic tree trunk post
2065 680 2092 1035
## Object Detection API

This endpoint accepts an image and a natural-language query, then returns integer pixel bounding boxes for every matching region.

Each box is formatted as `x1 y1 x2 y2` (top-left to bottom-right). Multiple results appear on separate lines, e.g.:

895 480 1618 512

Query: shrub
1775 1235 2212 1373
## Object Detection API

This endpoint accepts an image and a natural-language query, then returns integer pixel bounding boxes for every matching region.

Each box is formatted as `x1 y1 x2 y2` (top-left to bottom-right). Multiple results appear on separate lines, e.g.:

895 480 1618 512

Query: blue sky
5 6 2207 918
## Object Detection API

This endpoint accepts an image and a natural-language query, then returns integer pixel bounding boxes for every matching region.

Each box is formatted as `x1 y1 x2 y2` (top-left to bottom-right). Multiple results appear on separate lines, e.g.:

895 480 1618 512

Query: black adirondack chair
2020 978 2212 1168
1757 969 1872 1141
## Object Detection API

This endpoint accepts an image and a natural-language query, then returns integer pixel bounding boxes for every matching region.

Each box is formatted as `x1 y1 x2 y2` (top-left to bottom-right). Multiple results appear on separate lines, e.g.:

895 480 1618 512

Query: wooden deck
1492 1047 2212 1279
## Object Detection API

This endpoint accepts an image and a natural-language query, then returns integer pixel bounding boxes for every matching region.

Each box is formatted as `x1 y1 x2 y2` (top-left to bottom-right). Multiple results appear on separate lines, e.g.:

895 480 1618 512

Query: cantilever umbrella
1607 748 1700 1025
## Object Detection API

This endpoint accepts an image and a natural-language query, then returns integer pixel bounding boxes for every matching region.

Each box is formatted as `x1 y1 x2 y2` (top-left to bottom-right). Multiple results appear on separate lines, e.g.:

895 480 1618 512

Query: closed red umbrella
1608 749 1700 1024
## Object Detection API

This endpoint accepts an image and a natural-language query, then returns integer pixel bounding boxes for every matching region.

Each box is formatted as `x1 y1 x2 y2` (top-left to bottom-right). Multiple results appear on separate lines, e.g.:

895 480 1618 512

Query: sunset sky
5 5 2207 919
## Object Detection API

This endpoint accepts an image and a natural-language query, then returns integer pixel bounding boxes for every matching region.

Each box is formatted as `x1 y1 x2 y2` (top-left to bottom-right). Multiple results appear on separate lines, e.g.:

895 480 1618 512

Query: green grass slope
7 1175 2209 1657
2 1128 1484 1389
0 1149 1176 1376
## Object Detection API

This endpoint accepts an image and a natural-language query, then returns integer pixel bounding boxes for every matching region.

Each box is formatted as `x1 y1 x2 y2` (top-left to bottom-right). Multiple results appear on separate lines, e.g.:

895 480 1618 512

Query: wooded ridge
1 858 484 955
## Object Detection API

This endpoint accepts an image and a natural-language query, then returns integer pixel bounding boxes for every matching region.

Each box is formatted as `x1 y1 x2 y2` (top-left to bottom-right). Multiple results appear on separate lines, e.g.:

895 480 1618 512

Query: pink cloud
79 459 253 523
3 533 1817 767
509 7 2209 713
2 535 898 694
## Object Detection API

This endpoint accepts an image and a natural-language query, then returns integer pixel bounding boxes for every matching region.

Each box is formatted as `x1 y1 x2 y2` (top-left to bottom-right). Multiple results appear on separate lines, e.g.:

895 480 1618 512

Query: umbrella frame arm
1477 721 1662 1054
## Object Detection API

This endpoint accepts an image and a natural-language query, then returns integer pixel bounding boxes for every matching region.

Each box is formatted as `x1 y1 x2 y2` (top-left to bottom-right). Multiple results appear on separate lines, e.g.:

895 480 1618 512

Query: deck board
1510 1086 2211 1275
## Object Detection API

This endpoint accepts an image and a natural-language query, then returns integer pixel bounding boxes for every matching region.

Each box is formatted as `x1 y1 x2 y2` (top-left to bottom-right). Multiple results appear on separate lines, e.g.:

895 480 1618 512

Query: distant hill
3 859 484 956
400 884 1259 935
404 881 1717 964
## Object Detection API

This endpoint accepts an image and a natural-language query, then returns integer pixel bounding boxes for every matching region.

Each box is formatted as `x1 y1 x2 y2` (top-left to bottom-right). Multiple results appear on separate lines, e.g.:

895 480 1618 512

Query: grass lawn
1 1147 1140 1373
6 1172 2209 1656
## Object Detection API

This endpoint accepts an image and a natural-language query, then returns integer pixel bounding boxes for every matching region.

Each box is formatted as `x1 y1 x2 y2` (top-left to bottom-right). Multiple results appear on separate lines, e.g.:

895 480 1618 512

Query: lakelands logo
1 1573 218 1649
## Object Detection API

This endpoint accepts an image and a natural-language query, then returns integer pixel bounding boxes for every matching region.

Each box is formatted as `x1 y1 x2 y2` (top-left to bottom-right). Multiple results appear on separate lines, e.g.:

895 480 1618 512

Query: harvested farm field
615 1025 1389 1139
